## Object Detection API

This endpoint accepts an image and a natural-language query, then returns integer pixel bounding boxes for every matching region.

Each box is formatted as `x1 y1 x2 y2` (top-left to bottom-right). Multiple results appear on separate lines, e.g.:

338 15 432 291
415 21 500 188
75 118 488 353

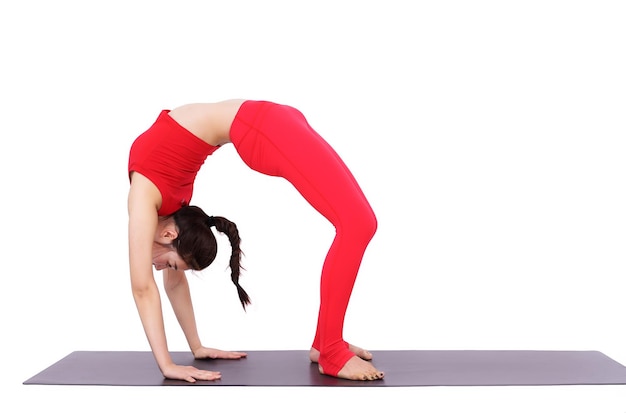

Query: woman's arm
163 268 247 360
128 173 221 382
128 175 171 368
162 269 202 352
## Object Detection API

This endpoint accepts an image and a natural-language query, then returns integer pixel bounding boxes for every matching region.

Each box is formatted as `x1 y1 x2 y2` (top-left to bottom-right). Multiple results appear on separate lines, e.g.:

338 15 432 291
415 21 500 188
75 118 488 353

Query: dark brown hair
172 205 250 310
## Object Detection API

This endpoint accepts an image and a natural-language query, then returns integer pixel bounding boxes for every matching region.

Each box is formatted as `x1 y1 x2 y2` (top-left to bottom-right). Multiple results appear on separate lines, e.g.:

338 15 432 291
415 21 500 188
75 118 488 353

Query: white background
1 1 625 416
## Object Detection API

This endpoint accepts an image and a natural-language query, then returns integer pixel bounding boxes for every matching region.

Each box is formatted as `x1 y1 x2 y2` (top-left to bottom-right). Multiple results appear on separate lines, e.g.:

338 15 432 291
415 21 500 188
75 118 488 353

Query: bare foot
309 344 373 363
319 356 384 381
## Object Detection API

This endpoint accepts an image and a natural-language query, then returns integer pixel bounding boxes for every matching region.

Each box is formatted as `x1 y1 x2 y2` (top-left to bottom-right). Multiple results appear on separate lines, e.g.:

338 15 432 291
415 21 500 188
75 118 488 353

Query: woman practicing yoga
128 99 383 382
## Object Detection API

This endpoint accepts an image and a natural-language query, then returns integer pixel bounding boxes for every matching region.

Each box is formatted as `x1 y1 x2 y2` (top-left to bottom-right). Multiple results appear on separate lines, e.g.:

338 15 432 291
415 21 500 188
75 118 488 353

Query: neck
152 241 174 257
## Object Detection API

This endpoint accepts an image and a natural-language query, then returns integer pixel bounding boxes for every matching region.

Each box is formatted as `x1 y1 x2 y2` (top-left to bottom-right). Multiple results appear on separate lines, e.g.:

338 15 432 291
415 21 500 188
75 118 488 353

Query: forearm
163 270 203 353
132 283 174 371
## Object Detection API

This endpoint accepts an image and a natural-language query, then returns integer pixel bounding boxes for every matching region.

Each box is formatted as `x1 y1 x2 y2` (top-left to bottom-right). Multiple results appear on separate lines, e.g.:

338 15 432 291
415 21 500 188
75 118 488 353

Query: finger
194 370 221 381
226 352 247 358
212 351 246 359
225 351 247 358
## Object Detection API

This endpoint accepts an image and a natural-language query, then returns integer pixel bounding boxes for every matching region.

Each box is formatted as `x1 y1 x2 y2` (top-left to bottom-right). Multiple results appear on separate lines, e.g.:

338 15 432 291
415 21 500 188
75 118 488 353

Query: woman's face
152 249 189 271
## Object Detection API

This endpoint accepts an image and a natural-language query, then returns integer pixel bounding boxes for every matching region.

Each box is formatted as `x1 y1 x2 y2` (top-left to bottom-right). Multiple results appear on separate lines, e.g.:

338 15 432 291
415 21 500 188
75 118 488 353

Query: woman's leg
230 102 380 378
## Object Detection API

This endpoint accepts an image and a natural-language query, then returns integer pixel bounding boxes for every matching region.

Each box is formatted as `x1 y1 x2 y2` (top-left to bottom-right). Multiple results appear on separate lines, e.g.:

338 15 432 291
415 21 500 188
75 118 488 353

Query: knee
345 206 377 244
364 210 377 241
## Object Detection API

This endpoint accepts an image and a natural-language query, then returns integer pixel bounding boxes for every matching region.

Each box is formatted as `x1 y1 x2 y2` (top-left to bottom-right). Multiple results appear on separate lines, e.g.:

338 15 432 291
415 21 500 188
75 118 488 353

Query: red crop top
128 110 220 216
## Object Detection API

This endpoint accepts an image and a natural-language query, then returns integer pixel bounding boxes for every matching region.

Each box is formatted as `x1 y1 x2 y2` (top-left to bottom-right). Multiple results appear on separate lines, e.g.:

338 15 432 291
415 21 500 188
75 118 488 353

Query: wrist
157 359 176 375
152 350 175 373
190 344 203 357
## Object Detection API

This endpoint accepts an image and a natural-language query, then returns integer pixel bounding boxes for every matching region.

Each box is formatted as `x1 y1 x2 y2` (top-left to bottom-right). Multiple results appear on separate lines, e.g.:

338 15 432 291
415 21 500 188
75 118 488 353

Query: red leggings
229 101 377 376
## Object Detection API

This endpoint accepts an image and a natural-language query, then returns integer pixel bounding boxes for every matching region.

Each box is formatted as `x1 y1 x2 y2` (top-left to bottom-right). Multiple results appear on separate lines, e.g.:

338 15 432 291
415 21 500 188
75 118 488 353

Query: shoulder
128 172 162 213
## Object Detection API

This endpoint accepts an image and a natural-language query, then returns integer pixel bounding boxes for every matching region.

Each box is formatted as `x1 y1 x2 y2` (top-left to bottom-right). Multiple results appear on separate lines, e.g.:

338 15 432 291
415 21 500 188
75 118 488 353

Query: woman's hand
193 346 248 360
162 363 222 383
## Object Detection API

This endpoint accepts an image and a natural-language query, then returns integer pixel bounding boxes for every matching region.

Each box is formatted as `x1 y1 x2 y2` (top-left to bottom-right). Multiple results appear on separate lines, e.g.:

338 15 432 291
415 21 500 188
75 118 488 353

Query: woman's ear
162 228 179 241
155 219 179 244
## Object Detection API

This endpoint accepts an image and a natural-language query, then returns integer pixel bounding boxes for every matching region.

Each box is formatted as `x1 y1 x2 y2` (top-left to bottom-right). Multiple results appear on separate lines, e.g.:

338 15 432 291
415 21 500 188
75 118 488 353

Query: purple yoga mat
22 350 626 387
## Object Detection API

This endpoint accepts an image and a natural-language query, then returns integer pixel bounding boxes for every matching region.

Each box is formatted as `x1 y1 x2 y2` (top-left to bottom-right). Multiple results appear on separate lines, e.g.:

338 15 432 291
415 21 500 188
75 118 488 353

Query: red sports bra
128 110 220 216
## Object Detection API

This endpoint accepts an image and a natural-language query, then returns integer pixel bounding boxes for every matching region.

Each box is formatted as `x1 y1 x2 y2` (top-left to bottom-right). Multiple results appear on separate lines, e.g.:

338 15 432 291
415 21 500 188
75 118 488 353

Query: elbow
131 280 157 301
132 284 149 299
162 271 184 293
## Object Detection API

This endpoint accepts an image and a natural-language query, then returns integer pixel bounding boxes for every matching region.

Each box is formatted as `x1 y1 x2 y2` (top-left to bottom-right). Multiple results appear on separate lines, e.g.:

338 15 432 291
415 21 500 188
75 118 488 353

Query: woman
128 99 383 382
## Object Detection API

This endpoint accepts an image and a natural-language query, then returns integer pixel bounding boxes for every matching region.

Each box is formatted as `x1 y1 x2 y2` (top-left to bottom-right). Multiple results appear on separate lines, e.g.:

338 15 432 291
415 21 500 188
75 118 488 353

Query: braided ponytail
172 205 251 310
210 215 251 310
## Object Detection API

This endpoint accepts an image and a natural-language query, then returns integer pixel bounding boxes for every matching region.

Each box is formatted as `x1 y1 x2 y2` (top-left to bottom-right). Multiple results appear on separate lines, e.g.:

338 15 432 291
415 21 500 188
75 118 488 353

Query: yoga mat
23 350 626 387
